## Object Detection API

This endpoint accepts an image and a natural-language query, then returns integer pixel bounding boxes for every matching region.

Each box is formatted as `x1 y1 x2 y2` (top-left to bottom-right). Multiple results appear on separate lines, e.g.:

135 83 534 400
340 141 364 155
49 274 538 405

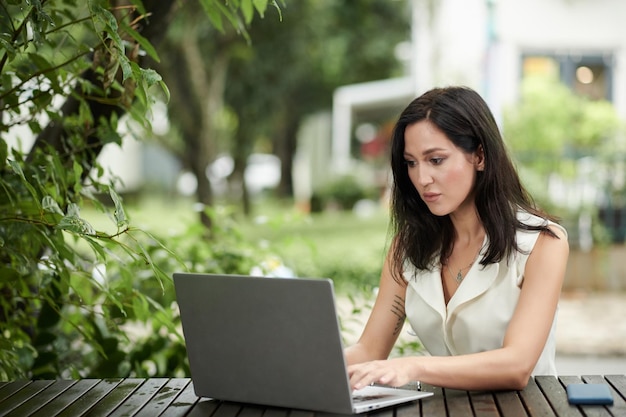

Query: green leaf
200 0 225 32
0 37 16 57
94 5 120 33
57 214 95 236
8 160 39 202
122 21 160 63
241 0 254 24
132 293 150 321
0 140 7 169
66 203 80 217
83 236 109 263
32 90 53 108
129 62 147 106
109 188 129 228
42 196 64 215
0 267 20 282
140 68 162 86
72 160 84 188
8 159 25 180
92 6 128 80
119 55 132 83
253 0 268 17
27 52 52 71
158 80 170 103
129 0 147 16
214 2 244 33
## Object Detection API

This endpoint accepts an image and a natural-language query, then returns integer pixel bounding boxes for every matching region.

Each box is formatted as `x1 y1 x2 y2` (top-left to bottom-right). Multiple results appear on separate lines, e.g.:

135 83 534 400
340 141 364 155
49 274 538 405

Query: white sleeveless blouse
403 212 567 376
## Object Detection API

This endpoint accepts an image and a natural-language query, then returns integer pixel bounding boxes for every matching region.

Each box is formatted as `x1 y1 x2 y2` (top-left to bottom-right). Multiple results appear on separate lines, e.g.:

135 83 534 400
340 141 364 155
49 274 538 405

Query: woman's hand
348 357 418 390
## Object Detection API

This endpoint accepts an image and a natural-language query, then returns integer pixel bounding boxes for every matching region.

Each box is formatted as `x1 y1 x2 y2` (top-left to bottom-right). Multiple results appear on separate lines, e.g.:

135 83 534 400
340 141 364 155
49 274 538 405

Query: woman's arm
348 225 569 391
344 250 408 366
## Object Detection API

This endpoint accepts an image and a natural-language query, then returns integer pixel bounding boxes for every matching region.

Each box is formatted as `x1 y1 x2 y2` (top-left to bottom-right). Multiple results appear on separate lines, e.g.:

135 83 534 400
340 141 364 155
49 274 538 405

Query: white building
331 0 626 173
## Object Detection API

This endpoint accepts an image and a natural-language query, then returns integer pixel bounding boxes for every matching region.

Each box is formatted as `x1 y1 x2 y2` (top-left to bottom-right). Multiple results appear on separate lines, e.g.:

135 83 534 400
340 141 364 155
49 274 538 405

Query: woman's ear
475 145 485 171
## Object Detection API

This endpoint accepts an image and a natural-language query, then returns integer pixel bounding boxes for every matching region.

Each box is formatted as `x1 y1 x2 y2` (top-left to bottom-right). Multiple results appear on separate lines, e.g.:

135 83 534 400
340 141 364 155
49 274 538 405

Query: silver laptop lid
173 273 355 413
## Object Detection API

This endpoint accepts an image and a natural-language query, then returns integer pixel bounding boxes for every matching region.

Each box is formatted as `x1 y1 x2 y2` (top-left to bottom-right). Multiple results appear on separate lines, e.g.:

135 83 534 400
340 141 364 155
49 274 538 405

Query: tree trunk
159 25 232 228
275 110 300 198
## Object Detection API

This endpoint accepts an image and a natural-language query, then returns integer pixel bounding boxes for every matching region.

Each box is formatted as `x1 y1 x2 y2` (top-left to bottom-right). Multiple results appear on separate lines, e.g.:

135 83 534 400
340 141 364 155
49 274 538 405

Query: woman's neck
449 207 484 247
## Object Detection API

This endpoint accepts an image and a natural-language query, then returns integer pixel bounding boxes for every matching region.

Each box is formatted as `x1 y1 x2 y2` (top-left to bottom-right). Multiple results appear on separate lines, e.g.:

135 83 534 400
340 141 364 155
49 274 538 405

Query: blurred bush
504 76 625 246
312 175 380 212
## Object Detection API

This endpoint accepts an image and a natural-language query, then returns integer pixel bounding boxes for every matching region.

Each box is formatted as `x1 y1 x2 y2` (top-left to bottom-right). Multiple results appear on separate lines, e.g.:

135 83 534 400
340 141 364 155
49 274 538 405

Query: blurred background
2 0 625 379
95 0 626 291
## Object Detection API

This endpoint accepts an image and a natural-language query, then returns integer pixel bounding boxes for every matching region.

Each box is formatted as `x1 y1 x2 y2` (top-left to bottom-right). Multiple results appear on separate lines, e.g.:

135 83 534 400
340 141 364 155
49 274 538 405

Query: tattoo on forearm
391 295 406 336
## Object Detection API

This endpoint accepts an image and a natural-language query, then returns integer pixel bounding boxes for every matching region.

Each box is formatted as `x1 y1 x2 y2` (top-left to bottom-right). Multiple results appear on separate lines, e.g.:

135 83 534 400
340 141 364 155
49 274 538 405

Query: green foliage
240 206 389 290
504 76 622 166
313 175 380 211
503 76 626 244
0 0 278 380
201 0 284 36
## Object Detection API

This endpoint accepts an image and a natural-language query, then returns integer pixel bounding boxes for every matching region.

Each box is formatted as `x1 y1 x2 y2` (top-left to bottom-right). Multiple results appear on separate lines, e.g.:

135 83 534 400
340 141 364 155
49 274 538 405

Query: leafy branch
1 0 283 381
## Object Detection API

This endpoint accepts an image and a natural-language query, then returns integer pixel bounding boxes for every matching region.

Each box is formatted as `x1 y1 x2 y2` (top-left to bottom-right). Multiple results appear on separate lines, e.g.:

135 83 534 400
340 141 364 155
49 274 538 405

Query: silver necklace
444 248 481 284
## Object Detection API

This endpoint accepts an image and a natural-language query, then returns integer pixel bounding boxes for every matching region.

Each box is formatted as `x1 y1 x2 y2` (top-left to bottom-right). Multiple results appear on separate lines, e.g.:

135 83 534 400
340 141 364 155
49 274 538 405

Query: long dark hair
389 86 557 280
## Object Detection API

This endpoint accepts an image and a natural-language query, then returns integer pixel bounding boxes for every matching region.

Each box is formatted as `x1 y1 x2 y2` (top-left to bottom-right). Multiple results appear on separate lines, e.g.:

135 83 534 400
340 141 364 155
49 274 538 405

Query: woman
345 86 569 391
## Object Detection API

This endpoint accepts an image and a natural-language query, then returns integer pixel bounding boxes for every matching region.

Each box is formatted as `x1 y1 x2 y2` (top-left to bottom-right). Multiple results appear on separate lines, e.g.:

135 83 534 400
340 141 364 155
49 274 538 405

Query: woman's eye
430 157 444 165
404 160 417 167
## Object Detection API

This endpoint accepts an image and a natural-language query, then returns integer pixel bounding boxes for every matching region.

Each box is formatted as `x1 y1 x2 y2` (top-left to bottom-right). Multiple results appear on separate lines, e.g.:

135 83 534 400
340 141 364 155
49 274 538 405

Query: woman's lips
421 192 440 203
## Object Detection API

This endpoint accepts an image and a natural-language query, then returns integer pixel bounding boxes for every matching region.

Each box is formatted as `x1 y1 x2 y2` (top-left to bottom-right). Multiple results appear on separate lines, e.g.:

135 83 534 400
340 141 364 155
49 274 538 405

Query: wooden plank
0 380 54 417
83 378 144 416
237 404 272 417
366 407 394 417
159 380 201 417
519 376 568 417
443 389 473 417
493 391 527 417
419 384 446 417
186 398 220 417
534 375 582 417
604 375 626 402
394 396 424 417
288 409 316 417
30 379 100 417
213 402 246 417
258 405 289 417
582 375 626 417
132 378 191 417
105 377 168 417
0 381 31 404
468 391 499 417
4 380 76 417
56 379 122 417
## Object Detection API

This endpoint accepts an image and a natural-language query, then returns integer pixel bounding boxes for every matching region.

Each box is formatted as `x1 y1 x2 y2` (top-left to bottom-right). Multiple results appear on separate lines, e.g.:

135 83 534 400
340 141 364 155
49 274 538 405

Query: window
521 51 614 101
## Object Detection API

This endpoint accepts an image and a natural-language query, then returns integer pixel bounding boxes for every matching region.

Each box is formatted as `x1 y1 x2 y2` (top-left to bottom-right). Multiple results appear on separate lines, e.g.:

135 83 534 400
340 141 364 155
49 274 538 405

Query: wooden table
0 375 624 416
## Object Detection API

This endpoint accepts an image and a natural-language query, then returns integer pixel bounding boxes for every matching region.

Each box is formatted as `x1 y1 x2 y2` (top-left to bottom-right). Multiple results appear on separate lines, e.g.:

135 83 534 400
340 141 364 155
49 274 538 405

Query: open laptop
173 272 432 414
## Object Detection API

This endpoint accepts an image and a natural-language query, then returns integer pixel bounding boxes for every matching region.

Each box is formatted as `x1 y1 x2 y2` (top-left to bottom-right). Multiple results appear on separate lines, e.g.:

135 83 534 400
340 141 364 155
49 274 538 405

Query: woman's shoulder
516 210 567 237
506 211 568 282
514 210 568 255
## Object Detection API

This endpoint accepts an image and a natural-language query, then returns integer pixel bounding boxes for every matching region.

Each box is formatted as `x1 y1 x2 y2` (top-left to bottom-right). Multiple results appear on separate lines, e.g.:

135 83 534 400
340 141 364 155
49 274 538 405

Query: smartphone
566 383 613 405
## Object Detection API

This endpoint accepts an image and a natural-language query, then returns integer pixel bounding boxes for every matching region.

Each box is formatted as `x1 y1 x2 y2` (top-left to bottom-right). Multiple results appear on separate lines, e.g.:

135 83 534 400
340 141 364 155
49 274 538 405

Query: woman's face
403 120 483 217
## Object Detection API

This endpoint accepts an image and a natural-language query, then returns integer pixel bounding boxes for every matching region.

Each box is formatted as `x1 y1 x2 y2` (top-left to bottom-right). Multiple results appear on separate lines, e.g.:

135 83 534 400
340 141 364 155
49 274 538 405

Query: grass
83 195 393 290
239 203 392 285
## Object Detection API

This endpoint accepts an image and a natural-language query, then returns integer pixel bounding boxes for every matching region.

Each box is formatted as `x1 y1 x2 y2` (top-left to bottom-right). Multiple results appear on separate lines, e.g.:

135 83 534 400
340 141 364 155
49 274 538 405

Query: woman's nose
417 166 433 186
